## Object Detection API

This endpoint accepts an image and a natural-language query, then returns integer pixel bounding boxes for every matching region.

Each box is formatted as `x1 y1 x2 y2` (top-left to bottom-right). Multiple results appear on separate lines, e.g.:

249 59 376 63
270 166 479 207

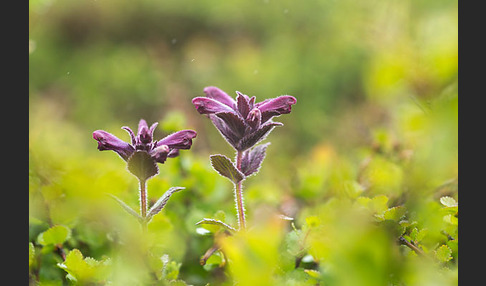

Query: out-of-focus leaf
440 196 457 207
37 225 71 246
305 216 321 228
165 260 182 281
29 242 35 269
383 206 406 221
410 227 428 243
357 195 389 215
203 251 225 269
435 245 452 262
210 154 245 184
57 249 111 283
304 269 321 279
443 214 458 225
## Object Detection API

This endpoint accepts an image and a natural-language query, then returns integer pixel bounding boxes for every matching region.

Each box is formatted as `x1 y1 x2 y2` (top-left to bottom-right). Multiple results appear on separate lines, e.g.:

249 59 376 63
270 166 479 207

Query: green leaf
29 242 35 269
209 154 245 184
304 269 321 279
146 187 185 221
443 214 458 225
440 196 457 207
383 206 406 221
410 227 428 243
195 218 237 233
165 260 181 281
203 251 224 268
357 195 389 214
305 216 321 228
57 249 111 283
127 150 159 181
107 194 143 223
435 245 452 262
37 225 71 246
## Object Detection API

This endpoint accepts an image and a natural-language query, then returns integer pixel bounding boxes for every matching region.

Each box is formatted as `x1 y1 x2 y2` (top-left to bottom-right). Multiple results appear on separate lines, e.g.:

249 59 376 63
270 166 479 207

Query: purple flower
93 119 197 164
192 86 296 151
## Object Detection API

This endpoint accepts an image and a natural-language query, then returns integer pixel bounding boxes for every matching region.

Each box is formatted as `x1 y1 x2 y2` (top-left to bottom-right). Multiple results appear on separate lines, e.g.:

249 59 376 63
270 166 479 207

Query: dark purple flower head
93 119 197 164
192 86 296 151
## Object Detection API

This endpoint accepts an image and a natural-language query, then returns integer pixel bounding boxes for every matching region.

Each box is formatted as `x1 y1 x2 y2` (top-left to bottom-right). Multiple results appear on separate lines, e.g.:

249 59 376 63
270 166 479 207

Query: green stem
139 179 148 232
235 151 246 231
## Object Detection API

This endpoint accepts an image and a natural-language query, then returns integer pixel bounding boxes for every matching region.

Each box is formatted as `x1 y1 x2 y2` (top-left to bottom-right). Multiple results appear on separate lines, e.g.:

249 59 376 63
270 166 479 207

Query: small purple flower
192 86 296 151
93 119 197 164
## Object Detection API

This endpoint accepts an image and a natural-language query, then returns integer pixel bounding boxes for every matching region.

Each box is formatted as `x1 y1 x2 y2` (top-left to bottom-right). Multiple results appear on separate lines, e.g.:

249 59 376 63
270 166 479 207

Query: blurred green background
29 0 458 285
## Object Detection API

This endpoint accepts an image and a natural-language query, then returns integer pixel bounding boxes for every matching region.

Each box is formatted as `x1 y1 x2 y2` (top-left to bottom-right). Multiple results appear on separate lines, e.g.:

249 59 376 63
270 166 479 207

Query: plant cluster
29 82 458 285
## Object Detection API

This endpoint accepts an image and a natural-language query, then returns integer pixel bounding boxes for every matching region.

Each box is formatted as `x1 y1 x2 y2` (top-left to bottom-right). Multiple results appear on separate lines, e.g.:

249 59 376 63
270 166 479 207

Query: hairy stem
235 151 246 231
139 179 148 232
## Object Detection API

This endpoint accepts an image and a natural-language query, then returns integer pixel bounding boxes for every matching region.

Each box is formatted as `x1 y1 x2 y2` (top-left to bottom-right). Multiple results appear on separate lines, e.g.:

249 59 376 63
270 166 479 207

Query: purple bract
192 86 296 151
93 119 197 164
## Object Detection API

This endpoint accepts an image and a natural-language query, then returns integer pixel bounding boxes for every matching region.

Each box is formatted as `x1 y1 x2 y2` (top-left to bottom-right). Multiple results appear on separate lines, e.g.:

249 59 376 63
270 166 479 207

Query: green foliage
209 154 244 184
127 150 159 181
29 0 457 284
57 249 111 284
37 225 71 246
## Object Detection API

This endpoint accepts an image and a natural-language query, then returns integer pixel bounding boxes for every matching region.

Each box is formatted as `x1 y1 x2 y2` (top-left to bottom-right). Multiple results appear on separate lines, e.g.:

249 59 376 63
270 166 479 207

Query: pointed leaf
210 154 245 184
240 143 269 176
195 218 237 233
236 91 251 118
146 187 185 221
107 194 143 222
127 150 159 181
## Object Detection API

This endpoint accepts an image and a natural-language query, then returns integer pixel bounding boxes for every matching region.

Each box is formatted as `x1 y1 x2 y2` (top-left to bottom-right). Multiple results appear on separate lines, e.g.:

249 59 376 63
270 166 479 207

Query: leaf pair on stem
108 186 184 226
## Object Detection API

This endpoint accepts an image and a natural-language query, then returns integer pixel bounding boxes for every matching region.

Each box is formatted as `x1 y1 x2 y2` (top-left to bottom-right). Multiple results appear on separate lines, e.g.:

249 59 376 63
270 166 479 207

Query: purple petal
93 130 134 160
256 95 297 123
149 122 159 136
137 119 152 144
203 86 236 109
246 108 261 130
150 145 170 164
248 96 256 110
167 149 180 158
192 97 235 115
121 126 136 145
156 130 197 150
236 91 251 118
